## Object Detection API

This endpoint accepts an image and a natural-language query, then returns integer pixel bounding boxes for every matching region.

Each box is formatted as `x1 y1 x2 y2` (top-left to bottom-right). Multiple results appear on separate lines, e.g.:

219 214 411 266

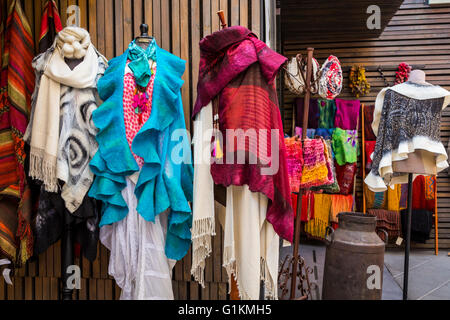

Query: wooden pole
217 10 227 29
290 48 314 300
361 104 366 214
216 9 240 300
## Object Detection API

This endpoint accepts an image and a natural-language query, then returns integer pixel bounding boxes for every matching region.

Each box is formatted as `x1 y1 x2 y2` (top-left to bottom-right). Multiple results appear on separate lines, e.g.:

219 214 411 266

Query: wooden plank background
282 0 450 250
0 0 266 301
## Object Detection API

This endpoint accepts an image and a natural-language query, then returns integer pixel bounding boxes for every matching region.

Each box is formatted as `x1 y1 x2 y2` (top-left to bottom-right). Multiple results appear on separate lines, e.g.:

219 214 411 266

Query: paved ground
279 241 450 300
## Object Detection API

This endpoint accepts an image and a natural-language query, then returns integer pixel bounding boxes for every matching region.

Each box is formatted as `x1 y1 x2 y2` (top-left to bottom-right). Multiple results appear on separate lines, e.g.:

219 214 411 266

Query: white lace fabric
100 178 176 300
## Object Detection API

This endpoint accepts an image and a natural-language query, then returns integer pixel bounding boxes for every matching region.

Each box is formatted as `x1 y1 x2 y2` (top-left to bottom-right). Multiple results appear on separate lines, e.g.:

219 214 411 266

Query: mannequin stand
61 213 74 300
59 58 82 301
403 173 413 300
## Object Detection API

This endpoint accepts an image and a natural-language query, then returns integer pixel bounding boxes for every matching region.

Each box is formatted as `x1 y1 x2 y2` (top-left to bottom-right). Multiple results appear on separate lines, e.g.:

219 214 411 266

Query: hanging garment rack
288 48 315 300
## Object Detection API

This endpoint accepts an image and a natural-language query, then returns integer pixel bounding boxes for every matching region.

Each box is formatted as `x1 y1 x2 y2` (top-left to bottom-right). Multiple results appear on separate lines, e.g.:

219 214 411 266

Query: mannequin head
409 70 427 85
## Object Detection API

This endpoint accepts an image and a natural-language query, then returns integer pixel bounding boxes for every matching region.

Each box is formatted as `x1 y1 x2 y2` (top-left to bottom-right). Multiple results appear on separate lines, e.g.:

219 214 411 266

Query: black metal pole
403 173 413 300
61 212 74 300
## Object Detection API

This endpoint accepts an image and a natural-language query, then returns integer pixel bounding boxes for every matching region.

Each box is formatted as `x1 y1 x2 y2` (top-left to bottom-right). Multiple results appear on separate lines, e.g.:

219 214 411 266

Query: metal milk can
322 212 386 300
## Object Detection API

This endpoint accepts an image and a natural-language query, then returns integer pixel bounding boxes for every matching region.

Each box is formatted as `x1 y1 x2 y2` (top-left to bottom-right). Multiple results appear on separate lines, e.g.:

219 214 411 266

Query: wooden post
290 48 314 300
217 10 227 29
216 9 240 300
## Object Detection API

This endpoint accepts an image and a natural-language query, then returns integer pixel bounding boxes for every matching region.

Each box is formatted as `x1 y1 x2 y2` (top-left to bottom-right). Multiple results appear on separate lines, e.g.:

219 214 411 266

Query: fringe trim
29 147 58 193
305 218 329 240
223 244 252 301
260 257 278 300
223 246 278 300
191 217 216 288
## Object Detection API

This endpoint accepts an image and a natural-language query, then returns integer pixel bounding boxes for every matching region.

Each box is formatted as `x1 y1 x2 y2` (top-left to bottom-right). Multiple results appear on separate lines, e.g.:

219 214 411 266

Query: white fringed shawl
27 27 99 193
191 103 279 300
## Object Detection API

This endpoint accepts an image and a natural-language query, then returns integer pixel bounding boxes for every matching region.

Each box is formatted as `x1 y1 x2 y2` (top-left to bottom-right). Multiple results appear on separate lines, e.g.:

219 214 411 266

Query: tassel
215 140 223 159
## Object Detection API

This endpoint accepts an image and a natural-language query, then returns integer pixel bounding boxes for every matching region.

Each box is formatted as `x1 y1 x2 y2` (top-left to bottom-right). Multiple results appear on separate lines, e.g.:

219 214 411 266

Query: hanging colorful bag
318 55 343 100
285 54 320 96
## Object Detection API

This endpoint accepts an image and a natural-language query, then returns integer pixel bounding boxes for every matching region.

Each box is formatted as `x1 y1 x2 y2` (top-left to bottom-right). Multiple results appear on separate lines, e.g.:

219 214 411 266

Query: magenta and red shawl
193 26 293 242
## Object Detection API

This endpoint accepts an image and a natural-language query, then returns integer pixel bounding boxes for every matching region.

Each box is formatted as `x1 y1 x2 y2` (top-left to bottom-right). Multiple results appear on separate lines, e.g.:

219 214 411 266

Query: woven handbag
284 54 320 96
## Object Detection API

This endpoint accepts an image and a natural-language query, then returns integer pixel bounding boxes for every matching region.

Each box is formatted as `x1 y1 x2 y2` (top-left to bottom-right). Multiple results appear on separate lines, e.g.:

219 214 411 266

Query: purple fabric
334 99 361 130
400 184 408 208
296 98 319 129
193 26 287 118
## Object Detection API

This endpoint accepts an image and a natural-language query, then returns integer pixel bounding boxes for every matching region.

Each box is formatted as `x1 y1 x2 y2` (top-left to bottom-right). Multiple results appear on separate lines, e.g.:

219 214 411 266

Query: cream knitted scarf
29 27 99 192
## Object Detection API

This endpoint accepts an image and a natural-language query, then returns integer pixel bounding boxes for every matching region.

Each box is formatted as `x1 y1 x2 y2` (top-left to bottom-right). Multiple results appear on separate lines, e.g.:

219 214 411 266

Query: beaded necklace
132 60 156 125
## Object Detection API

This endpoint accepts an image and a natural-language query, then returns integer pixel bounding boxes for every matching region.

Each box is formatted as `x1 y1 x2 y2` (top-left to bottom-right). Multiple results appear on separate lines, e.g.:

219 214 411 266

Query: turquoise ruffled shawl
89 41 194 261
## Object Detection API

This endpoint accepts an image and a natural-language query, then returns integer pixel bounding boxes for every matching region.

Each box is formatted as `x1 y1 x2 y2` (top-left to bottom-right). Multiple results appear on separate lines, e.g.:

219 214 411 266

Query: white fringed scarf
28 27 99 193
191 103 279 300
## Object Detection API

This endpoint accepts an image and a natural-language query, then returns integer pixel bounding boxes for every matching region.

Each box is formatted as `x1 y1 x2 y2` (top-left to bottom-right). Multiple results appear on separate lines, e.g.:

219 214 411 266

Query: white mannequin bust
408 70 431 85
392 69 437 175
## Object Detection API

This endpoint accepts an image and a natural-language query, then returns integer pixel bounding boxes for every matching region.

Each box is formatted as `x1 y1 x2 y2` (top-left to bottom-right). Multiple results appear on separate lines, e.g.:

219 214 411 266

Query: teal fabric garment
89 41 194 261
127 39 157 87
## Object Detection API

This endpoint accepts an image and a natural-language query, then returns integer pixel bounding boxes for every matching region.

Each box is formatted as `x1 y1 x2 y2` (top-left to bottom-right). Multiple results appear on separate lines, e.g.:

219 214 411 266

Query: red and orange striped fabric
38 0 63 53
0 0 34 266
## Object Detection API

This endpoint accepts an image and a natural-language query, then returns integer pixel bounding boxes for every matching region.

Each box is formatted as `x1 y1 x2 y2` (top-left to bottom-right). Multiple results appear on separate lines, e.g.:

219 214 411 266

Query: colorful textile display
332 128 358 166
305 193 332 240
412 175 436 212
295 127 316 139
300 139 331 188
335 99 361 130
364 185 385 209
399 184 408 209
368 209 401 242
363 105 376 141
386 185 402 212
296 98 319 129
364 184 401 212
330 195 353 223
401 209 433 243
318 55 343 100
335 163 357 196
285 137 303 193
318 99 336 129
315 128 334 140
365 82 450 192
311 140 340 194
291 192 315 222
424 176 436 200
365 141 376 172
0 0 34 266
38 0 62 54
192 26 293 243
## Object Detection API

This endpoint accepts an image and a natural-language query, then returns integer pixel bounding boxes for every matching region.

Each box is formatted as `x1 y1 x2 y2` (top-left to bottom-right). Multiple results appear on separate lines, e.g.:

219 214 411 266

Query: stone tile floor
280 242 450 300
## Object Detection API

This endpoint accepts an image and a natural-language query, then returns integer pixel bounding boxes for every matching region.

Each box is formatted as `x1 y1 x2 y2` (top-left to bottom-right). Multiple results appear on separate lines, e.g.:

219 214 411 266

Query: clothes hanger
135 24 153 49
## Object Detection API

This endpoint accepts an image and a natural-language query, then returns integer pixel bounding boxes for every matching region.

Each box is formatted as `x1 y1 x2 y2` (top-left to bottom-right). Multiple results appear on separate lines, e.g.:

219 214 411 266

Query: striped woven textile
0 0 34 266
39 0 63 53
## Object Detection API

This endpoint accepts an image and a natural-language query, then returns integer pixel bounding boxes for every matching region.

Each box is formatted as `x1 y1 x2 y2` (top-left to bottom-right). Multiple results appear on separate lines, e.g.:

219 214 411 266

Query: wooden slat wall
282 0 450 250
0 0 265 300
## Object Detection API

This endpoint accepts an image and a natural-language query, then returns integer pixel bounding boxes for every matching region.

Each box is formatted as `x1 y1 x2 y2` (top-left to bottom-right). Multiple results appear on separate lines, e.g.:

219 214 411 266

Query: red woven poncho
193 26 293 242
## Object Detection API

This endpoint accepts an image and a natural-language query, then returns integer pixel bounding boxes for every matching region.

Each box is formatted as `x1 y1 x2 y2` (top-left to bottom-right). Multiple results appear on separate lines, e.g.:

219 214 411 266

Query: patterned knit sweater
365 81 450 192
